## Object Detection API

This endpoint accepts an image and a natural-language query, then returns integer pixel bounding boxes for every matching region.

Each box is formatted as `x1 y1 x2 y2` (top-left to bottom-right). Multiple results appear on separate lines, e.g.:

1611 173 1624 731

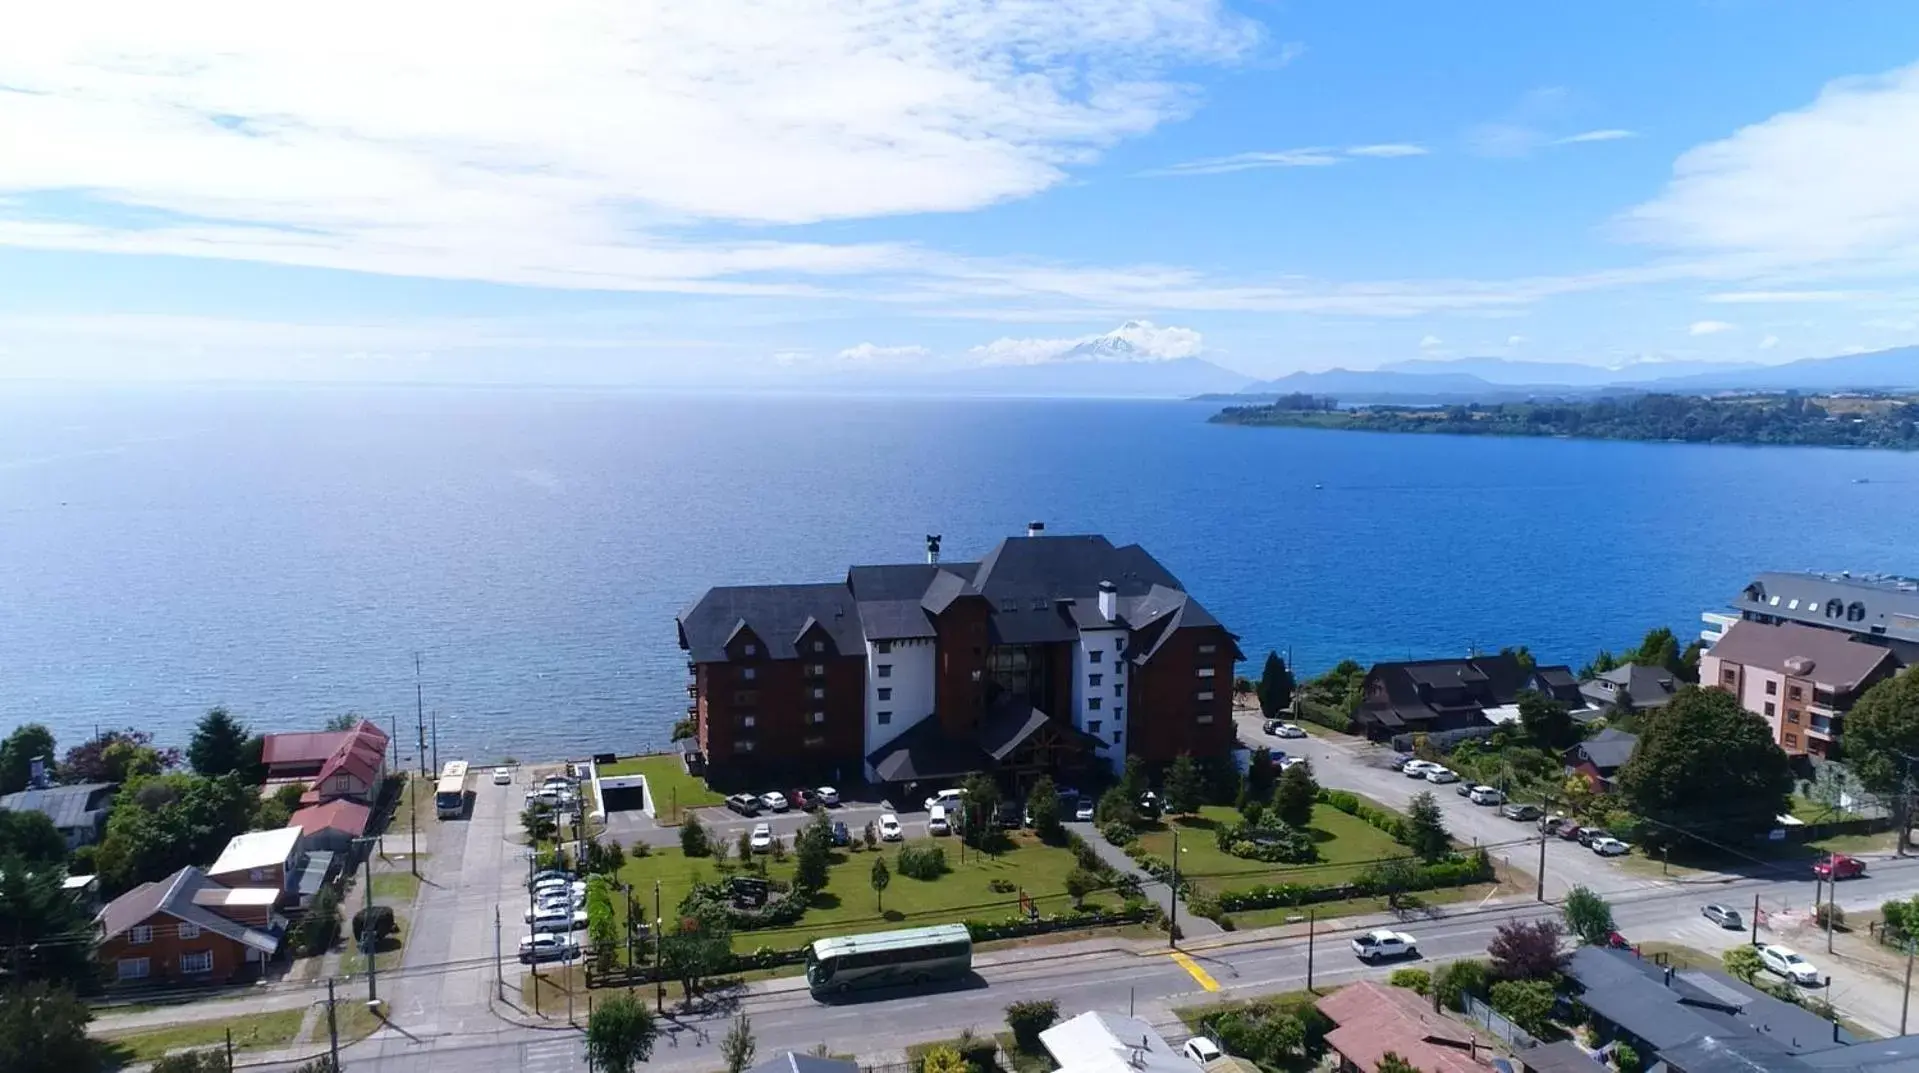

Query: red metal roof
314 722 387 789
1317 982 1490 1073
260 730 349 767
288 799 371 837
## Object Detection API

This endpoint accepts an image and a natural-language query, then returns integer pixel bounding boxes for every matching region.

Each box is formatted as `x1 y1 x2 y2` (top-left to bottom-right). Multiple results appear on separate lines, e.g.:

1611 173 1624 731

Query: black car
830 821 851 847
995 800 1023 829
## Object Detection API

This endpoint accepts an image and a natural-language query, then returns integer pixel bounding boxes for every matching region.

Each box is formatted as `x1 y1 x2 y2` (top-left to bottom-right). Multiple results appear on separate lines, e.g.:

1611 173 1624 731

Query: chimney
1026 521 1045 537
1098 580 1118 622
926 534 942 565
1664 965 1674 987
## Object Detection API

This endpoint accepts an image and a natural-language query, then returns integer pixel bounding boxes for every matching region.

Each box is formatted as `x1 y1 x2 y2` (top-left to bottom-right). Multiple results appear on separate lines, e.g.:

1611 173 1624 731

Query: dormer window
743 642 758 656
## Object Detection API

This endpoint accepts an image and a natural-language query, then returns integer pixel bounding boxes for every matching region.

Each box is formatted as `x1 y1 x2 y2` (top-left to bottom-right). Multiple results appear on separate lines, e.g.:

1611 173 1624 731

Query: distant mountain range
1222 346 1919 402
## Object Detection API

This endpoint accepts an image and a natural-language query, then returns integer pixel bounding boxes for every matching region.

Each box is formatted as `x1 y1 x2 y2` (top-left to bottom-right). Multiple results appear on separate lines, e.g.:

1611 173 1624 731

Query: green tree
1500 645 1537 674
0 724 56 795
920 1046 969 1073
793 813 832 893
187 706 252 778
1678 641 1705 684
1405 791 1451 862
323 713 363 732
1026 776 1064 844
1064 867 1102 908
1273 762 1318 829
585 992 658 1073
61 728 176 785
721 1012 755 1073
1840 671 1919 850
1615 686 1793 850
1377 1053 1424 1073
679 812 712 857
1614 1043 1643 1073
0 810 67 869
1434 959 1490 1012
1562 885 1616 946
1005 999 1060 1051
1257 651 1296 717
1243 747 1276 805
1239 799 1268 829
1579 650 1620 680
1164 753 1203 816
1488 919 1567 981
151 1051 230 1073
1517 690 1576 751
737 828 755 869
960 773 1002 844
657 913 732 999
1722 945 1764 984
0 859 97 988
0 982 96 1073
1369 856 1420 910
1627 626 1682 674
521 800 558 843
293 885 342 956
95 773 256 894
1489 979 1557 1037
870 855 890 912
1306 660 1366 715
1119 755 1147 802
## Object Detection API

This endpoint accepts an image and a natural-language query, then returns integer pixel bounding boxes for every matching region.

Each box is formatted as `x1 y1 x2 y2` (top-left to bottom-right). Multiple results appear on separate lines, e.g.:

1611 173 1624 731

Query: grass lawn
1137 803 1409 896
994 1032 1056 1073
1175 988 1322 1030
370 871 421 905
1633 942 1723 972
340 910 408 975
613 832 1112 955
328 1000 390 1045
1220 878 1505 931
99 1008 306 1063
599 754 724 824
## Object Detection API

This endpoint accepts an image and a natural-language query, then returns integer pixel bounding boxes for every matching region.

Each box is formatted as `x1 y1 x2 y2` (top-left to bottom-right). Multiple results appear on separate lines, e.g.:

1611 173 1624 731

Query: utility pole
364 847 379 1002
1306 910 1316 993
654 880 664 1013
415 652 428 779
326 978 341 1070
1904 938 1915 1036
1168 826 1180 948
1752 893 1762 947
410 775 419 878
431 708 440 777
496 905 504 1001
225 1026 234 1072
1536 838 1547 901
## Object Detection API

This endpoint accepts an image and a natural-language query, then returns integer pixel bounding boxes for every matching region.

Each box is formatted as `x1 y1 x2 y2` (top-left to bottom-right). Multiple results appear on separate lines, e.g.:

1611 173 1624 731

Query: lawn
612 831 1111 954
1136 803 1410 896
370 871 421 905
340 909 408 975
598 754 723 824
99 1008 306 1063
1222 878 1506 931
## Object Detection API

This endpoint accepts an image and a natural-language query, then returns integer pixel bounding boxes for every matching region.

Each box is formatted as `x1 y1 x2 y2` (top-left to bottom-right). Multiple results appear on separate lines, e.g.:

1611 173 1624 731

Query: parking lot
601 783 982 848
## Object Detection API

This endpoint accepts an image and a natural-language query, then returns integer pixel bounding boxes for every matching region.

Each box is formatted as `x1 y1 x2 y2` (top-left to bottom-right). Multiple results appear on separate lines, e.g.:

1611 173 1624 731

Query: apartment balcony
686 659 697 674
1808 715 1839 737
685 681 699 697
686 703 698 716
1807 700 1841 718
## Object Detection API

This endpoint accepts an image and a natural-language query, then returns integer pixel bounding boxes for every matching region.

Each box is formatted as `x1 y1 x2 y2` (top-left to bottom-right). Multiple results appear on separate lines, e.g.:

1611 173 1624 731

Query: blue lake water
2 384 1914 764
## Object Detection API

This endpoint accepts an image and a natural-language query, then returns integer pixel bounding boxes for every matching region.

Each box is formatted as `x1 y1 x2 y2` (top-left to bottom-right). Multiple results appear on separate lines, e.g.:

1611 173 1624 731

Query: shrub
1005 999 1060 1050
1389 968 1432 995
1489 979 1557 1037
918 1046 967 1073
1722 945 1764 984
1065 867 1104 907
1615 1043 1642 1073
352 905 397 945
1214 820 1316 864
1434 959 1490 1012
1100 820 1139 846
988 878 1017 894
680 814 712 858
1315 788 1408 843
1815 902 1846 930
896 845 949 880
1066 833 1106 874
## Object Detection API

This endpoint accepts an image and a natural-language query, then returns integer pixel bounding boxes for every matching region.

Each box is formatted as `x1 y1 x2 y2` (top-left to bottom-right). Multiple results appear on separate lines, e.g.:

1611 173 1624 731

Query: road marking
1170 951 1220 992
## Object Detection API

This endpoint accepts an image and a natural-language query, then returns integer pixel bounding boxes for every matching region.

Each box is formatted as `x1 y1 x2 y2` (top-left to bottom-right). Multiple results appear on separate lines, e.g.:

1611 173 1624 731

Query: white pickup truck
1350 928 1418 962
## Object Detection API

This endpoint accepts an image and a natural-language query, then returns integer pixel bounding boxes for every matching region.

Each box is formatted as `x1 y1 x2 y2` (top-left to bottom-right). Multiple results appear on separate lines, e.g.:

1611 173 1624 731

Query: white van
927 804 951 835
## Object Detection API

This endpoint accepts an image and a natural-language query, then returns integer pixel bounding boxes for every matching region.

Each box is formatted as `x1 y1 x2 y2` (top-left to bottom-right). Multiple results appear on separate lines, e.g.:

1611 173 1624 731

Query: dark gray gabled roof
1519 1040 1609 1073
1710 620 1896 691
856 600 937 641
1736 572 1919 645
1566 948 1849 1060
865 716 991 783
745 1054 859 1073
0 782 115 832
1571 727 1638 772
679 583 863 662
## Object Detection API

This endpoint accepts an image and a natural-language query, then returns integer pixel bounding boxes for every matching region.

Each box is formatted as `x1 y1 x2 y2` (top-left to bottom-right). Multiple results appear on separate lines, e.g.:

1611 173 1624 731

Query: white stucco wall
864 637 936 759
1073 627 1128 775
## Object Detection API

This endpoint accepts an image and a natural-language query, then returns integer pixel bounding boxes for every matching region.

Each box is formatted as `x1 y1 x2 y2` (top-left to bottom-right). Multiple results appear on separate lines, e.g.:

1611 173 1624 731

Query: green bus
804 923 973 997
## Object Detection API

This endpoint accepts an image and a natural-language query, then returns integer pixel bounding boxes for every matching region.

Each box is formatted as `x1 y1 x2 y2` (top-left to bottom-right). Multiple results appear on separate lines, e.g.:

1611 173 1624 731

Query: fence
1463 994 1539 1050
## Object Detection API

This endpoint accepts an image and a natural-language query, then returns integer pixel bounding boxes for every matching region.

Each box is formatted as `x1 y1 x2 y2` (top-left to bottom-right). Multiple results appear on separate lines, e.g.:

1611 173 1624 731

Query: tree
1517 690 1576 751
1405 791 1451 862
1562 885 1616 946
151 1051 230 1073
1064 867 1102 908
793 813 832 893
1722 944 1764 984
1579 650 1620 680
293 885 342 956
863 820 879 851
585 992 658 1073
736 828 755 868
323 713 363 732
95 773 255 894
1614 1043 1643 1073
0 724 56 795
1840 671 1919 850
679 813 712 857
1489 979 1557 1037
1257 651 1295 717
1239 799 1268 829
960 773 1002 844
0 859 96 988
0 810 67 869
1615 686 1793 850
721 1012 756 1073
1094 786 1134 827
1244 747 1276 806
1678 641 1705 684
1027 776 1064 844
658 912 732 998
1488 919 1567 981
353 905 398 947
1005 999 1060 1051
1369 856 1420 910
1626 626 1682 674
920 1046 969 1073
187 706 252 778
0 982 96 1073
1164 753 1203 816
60 727 176 784
1273 763 1318 829
1377 1053 1424 1073
1434 959 1490 1012
870 855 890 912
1500 645 1537 674
1119 755 1147 802
521 800 558 843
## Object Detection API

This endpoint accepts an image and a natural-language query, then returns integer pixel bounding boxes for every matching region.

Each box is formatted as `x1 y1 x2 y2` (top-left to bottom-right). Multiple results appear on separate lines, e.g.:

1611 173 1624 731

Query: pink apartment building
1701 620 1897 758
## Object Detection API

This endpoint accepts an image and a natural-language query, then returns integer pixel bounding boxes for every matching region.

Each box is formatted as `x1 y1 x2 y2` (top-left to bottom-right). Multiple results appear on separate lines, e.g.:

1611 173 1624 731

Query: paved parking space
600 784 974 848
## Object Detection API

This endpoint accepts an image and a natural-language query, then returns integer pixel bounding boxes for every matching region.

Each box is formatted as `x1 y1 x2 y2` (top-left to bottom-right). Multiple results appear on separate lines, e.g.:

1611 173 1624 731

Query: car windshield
1783 953 1805 965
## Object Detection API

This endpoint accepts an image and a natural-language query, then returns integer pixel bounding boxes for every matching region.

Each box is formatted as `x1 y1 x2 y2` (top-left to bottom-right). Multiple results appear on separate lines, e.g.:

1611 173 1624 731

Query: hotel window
878 664 892 678
1114 707 1123 721
1089 651 1103 664
1198 643 1217 655
811 711 827 725
1197 713 1215 724
1789 686 1803 700
1721 669 1737 685
1089 698 1102 711
744 643 758 656
181 950 214 975
1197 667 1216 678
1114 683 1123 698
877 641 892 654
812 641 825 653
1089 674 1103 687
1787 709 1801 724
877 711 892 725
178 922 201 940
129 925 153 945
1764 680 1776 695
1197 691 1214 702
1785 732 1799 747
734 740 755 754
732 690 758 705
1764 702 1776 717
803 736 825 749
739 715 756 728
742 667 757 681
1088 720 1103 735
971 670 983 681
1113 729 1123 744
1114 637 1124 651
811 687 825 700
117 958 150 981
878 687 892 701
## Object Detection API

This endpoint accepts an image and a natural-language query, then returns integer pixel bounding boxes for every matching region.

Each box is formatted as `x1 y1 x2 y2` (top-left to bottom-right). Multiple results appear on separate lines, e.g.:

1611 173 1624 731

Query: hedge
1214 820 1316 864
1296 698 1354 734
681 881 808 931
897 844 949 880
1317 789 1410 844
1212 851 1494 914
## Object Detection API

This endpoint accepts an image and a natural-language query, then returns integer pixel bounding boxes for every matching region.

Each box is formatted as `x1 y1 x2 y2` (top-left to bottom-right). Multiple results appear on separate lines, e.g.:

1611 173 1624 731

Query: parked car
924 788 965 813
528 869 571 888
1813 854 1867 880
493 767 512 785
1389 754 1417 770
1350 929 1418 962
1500 803 1543 822
1181 1036 1224 1065
1402 760 1440 778
1590 836 1630 857
1759 944 1822 986
830 821 851 847
878 813 904 841
530 906 589 932
749 823 774 852
816 786 841 807
996 800 1023 829
789 788 817 811
1539 814 1573 836
1277 756 1309 771
759 791 789 813
1424 768 1460 785
725 793 760 816
1273 723 1307 739
518 932 581 964
1074 800 1097 822
927 804 952 835
531 878 586 899
525 896 576 923
1137 791 1162 819
1469 786 1506 806
1576 827 1610 847
1702 904 1745 929
1454 780 1474 796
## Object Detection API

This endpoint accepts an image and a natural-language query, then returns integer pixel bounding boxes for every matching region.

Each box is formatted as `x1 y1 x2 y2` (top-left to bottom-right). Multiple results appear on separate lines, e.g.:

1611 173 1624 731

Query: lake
2 384 1913 764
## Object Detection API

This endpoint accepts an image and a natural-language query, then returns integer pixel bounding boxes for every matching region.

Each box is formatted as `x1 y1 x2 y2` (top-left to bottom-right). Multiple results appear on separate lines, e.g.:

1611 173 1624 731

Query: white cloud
1145 142 1427 176
1419 334 1444 349
0 0 1257 288
1555 129 1637 144
1506 334 1528 346
1620 62 1919 268
969 320 1203 365
1760 334 1780 349
1346 144 1429 158
1706 290 1872 304
835 342 929 362
1274 41 1307 68
1688 320 1736 335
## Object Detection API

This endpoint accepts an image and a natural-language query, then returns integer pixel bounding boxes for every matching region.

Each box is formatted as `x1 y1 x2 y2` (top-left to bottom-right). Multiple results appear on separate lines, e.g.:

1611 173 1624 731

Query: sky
4 0 1919 385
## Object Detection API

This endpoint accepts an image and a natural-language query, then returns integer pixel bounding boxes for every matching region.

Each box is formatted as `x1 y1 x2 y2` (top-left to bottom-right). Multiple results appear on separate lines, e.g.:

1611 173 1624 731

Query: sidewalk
1065 821 1222 939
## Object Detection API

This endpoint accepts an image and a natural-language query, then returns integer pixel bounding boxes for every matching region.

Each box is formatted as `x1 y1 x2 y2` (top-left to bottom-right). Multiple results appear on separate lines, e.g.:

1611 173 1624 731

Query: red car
788 788 817 811
1814 854 1866 880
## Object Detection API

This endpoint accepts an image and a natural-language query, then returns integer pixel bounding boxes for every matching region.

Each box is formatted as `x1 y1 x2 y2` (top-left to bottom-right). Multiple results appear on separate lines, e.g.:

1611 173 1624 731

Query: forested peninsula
1210 392 1919 450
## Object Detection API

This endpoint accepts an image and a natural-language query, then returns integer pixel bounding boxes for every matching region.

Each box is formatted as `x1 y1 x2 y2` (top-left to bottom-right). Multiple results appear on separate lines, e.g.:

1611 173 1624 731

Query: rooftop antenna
926 534 942 565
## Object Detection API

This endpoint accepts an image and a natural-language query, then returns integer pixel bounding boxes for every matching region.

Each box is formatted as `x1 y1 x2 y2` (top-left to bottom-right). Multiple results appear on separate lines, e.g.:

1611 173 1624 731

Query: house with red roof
1317 981 1496 1073
260 720 389 805
288 799 372 856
